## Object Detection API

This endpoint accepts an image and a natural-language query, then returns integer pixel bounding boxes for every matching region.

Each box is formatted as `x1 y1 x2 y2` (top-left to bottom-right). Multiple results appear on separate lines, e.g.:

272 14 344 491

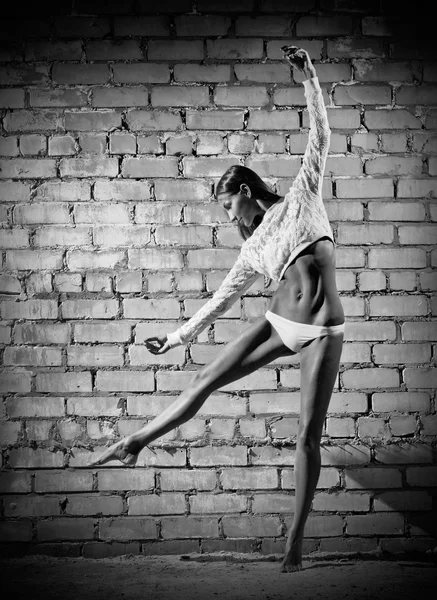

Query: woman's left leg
89 317 294 466
281 331 344 572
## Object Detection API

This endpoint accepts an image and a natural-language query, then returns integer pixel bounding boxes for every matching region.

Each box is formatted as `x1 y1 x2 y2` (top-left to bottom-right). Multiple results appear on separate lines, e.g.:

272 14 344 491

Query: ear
240 183 251 197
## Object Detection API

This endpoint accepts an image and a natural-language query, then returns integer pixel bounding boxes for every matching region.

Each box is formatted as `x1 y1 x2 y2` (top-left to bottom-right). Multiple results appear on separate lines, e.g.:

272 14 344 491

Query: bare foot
88 437 142 467
280 538 303 573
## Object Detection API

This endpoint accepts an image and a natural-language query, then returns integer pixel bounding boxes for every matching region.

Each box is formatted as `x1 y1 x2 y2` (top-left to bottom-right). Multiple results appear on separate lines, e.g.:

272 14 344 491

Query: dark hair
215 165 282 240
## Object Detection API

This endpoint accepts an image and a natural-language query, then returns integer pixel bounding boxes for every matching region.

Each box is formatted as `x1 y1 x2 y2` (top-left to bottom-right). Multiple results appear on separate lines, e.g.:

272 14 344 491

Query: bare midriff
267 238 344 327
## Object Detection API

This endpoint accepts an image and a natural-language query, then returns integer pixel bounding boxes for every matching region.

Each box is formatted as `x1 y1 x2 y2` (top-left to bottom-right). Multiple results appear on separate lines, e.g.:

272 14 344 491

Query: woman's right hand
145 335 171 355
281 46 316 79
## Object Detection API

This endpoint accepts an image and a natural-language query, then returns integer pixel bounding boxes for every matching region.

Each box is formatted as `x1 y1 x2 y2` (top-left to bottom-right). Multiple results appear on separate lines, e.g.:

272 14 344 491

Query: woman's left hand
145 335 171 354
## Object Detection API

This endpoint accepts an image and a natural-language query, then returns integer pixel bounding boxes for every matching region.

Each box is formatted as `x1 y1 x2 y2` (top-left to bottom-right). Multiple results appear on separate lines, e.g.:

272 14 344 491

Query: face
218 185 263 228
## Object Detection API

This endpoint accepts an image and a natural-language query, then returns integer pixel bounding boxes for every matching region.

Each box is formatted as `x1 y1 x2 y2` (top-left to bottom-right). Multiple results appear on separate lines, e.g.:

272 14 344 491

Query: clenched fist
282 45 316 80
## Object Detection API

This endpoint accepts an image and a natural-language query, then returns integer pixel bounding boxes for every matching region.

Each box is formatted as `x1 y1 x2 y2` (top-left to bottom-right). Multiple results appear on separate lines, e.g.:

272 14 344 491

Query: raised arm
283 47 331 196
146 253 259 353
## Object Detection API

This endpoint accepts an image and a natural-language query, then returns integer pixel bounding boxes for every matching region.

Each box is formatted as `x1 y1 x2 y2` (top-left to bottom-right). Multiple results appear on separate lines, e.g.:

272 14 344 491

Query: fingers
282 46 310 68
145 337 171 355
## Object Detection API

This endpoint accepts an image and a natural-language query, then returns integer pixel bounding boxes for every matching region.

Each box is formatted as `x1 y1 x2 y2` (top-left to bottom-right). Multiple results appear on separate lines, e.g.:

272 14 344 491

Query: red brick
397 85 437 105
0 372 32 393
160 516 217 538
190 446 247 467
128 248 183 270
60 158 118 178
222 515 279 537
235 64 291 83
191 493 247 513
402 322 437 341
404 368 437 389
337 223 393 245
364 109 421 130
397 179 437 198
374 490 432 511
0 521 32 542
126 110 182 131
37 518 94 541
216 86 269 108
361 17 393 36
197 0 253 10
354 60 412 82
25 40 82 61
96 370 154 393
389 415 417 436
346 514 404 535
83 542 140 558
99 517 157 541
374 344 431 365
368 248 426 268
336 178 393 198
372 392 430 412
313 491 369 512
122 157 178 177
54 16 110 37
345 468 402 489
368 201 425 221
365 156 422 176
35 471 93 493
4 495 60 517
399 224 437 245
369 295 428 317
65 111 121 131
406 466 437 486
334 84 391 105
67 495 124 516
9 447 64 469
151 86 209 108
343 368 400 389
52 64 109 85
186 110 244 130
175 64 230 83
296 16 353 36
86 40 142 61
207 39 263 60
148 41 203 61
0 89 25 108
248 111 299 130
175 14 231 36
0 158 56 179
235 15 292 36
0 64 49 85
375 443 433 464
114 15 169 36
327 38 385 59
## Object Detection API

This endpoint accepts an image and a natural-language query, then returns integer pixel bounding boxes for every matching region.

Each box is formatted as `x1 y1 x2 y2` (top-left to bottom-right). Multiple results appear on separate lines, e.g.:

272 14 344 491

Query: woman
90 47 345 572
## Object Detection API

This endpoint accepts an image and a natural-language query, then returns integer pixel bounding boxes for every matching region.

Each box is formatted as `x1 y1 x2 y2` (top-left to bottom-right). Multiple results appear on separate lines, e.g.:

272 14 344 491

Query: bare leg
280 332 343 573
89 318 294 466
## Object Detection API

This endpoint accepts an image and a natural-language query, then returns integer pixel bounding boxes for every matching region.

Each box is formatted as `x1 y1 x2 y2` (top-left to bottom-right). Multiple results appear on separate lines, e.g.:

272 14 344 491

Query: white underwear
265 310 345 353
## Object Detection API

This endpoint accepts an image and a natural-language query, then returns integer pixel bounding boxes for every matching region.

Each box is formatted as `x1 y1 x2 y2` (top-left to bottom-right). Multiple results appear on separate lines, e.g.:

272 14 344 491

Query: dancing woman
90 47 345 572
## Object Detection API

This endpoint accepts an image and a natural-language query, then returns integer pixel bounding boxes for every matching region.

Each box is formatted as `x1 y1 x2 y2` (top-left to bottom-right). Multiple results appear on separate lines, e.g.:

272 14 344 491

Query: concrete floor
1 554 437 600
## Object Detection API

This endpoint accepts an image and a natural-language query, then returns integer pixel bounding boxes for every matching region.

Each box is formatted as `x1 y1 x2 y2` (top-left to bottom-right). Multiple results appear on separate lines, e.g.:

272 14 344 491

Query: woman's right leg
281 331 344 572
89 317 294 466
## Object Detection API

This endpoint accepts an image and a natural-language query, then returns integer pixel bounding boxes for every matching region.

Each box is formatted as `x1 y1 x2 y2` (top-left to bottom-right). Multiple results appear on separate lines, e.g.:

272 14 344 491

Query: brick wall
0 0 436 558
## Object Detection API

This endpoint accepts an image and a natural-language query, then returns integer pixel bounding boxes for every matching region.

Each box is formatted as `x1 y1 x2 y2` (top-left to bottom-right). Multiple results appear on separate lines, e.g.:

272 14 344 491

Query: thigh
193 317 295 394
298 333 344 435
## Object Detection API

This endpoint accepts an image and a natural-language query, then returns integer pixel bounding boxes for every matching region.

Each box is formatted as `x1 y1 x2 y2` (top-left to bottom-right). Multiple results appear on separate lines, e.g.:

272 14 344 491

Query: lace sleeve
167 253 259 347
292 77 331 196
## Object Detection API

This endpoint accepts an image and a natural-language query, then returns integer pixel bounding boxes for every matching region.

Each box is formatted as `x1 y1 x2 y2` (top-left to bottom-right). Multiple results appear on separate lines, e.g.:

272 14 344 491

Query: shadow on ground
1 555 436 600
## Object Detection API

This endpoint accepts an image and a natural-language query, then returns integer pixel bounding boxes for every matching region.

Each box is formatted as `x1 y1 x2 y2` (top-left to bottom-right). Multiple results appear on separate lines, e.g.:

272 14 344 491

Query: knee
297 424 322 452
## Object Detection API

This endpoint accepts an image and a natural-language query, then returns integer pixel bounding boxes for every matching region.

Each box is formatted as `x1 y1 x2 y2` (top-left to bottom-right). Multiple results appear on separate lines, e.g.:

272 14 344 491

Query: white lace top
167 77 333 348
